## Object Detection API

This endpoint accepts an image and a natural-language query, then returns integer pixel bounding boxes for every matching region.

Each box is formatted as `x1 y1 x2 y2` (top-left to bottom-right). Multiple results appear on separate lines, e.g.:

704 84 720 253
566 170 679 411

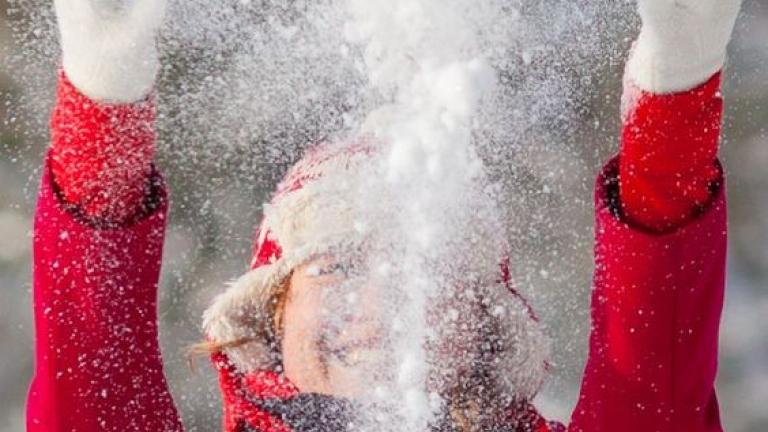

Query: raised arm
26 1 183 430
570 1 741 431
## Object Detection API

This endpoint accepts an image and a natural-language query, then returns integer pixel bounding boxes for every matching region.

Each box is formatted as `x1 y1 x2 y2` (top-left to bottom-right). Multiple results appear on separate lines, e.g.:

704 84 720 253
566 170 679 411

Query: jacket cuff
44 149 167 230
51 70 157 224
598 157 725 236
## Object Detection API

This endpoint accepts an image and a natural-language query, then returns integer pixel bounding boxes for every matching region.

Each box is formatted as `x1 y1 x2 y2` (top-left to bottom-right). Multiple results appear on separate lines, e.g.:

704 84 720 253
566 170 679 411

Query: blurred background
1 0 767 430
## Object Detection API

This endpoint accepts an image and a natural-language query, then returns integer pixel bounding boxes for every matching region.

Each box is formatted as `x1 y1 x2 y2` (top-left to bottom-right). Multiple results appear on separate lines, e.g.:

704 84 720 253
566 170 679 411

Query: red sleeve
50 70 155 224
619 73 723 232
569 158 726 431
569 74 728 430
26 161 183 427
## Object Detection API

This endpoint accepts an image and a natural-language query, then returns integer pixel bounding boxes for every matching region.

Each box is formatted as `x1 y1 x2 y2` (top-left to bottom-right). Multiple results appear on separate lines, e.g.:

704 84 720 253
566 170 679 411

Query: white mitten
626 0 743 93
54 0 166 103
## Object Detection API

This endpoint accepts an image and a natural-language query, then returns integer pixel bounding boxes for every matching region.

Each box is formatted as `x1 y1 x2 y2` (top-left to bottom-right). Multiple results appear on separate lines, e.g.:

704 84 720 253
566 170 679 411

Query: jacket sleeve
568 78 728 431
618 73 723 232
50 70 156 223
26 76 183 431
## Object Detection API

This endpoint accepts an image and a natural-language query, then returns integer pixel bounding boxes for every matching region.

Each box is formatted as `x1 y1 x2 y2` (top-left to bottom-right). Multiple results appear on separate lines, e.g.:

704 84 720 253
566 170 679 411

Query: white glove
54 0 166 103
626 0 742 93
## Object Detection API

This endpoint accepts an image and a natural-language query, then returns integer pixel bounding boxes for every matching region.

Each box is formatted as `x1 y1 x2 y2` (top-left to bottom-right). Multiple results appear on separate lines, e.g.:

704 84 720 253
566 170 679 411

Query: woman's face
281 254 386 398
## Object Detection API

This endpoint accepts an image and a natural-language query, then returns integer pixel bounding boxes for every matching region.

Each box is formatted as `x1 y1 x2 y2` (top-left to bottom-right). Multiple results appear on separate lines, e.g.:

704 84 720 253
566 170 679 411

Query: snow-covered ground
1 0 767 430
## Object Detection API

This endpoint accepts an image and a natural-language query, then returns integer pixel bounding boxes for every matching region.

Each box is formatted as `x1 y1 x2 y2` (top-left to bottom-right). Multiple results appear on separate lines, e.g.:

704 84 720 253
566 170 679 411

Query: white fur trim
55 0 165 103
263 177 363 257
626 0 741 93
203 258 297 372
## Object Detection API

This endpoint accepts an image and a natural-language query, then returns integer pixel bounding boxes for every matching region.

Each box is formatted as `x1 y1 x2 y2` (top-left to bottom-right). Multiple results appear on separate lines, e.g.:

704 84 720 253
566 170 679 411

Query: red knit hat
203 138 550 400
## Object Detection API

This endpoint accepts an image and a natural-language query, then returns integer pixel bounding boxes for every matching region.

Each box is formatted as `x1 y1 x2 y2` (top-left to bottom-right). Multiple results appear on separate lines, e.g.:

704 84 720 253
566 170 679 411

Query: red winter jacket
26 70 727 431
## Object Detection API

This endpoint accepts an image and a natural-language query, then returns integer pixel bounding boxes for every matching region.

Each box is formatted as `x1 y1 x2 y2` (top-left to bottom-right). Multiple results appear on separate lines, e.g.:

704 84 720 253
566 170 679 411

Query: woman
26 0 742 430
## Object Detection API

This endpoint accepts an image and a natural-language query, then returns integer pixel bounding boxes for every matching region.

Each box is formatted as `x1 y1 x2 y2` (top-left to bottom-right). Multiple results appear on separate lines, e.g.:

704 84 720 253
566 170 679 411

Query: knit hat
202 138 550 400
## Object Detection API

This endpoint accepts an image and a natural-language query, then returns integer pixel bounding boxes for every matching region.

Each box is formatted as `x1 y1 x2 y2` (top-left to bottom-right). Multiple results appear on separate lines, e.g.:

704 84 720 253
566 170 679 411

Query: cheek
281 285 334 392
282 287 325 350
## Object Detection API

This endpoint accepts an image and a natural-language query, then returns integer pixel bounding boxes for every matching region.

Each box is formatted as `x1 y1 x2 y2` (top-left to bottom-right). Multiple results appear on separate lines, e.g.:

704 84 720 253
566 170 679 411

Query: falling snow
1 0 767 431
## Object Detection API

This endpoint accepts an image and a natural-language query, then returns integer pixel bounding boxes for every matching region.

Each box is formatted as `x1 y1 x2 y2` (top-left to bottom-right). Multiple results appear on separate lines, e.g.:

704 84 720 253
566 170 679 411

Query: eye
317 261 352 277
304 254 361 280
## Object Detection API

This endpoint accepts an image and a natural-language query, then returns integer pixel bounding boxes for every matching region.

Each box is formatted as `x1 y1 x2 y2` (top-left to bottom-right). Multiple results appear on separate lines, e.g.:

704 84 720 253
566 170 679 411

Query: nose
336 279 382 325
